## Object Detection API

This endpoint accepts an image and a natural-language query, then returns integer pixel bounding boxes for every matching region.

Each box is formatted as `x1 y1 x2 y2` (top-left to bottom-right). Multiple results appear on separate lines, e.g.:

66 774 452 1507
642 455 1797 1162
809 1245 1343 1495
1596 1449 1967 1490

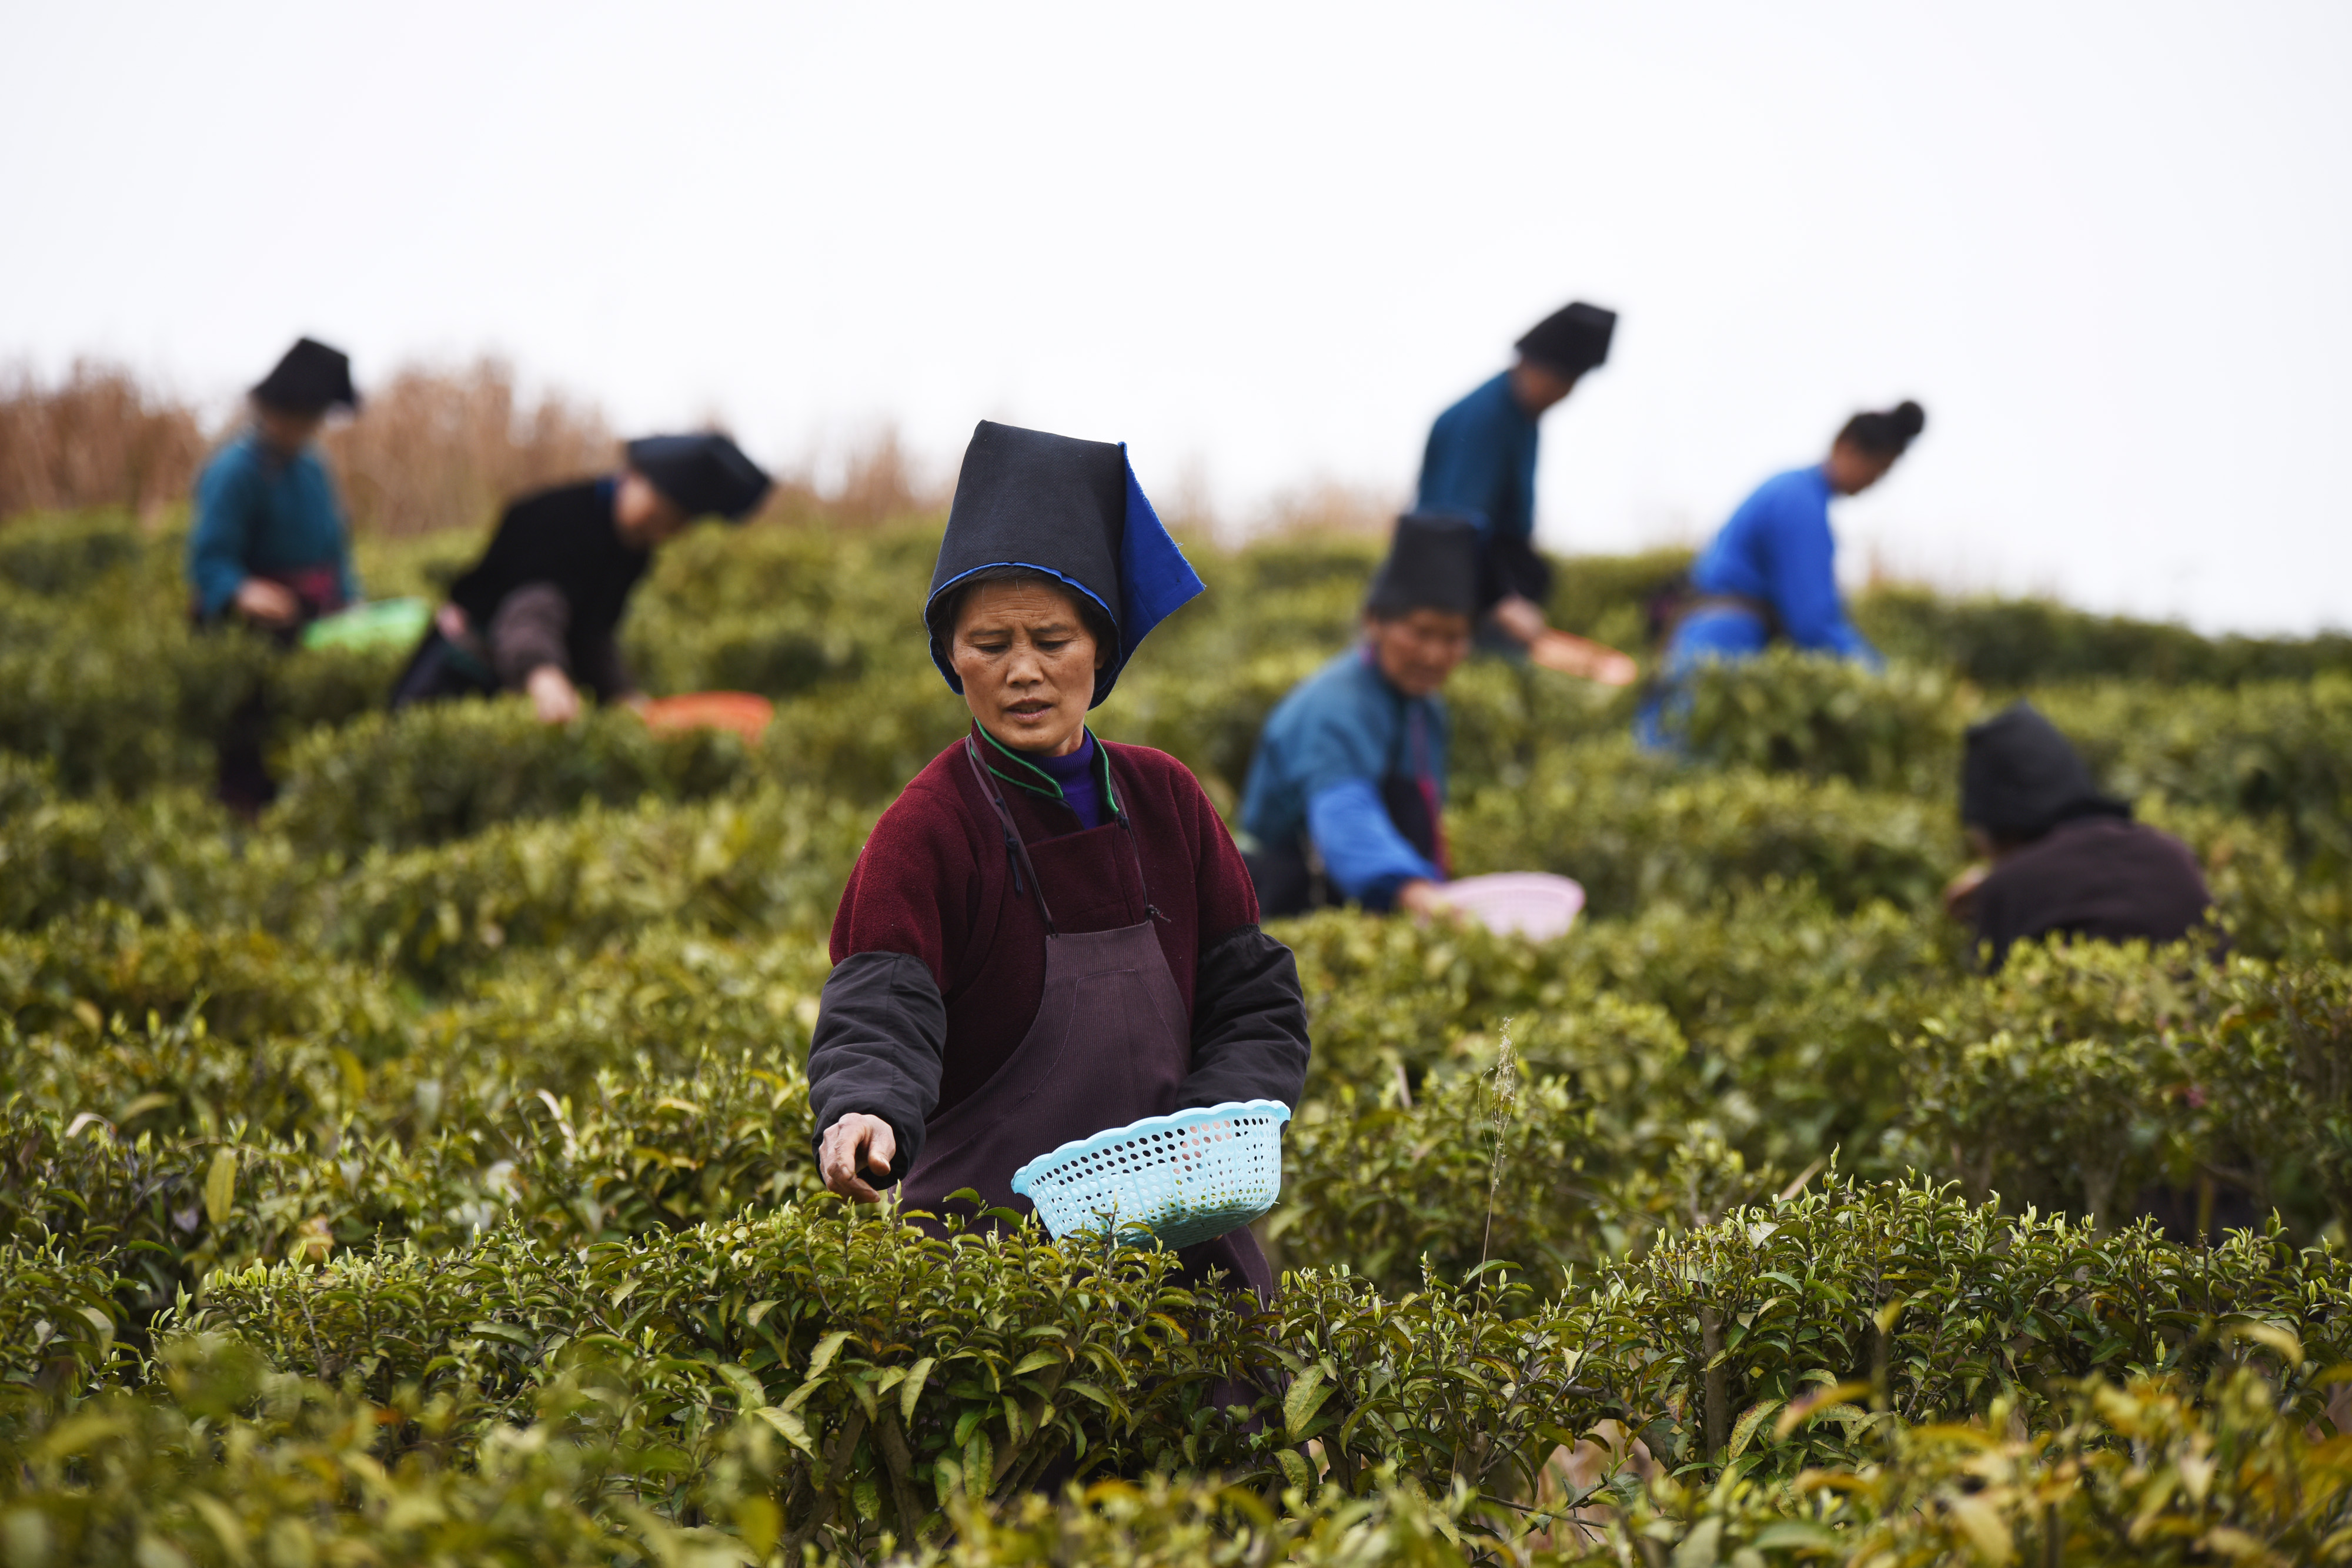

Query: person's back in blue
1418 301 1617 658
1638 400 1927 748
1240 514 1480 920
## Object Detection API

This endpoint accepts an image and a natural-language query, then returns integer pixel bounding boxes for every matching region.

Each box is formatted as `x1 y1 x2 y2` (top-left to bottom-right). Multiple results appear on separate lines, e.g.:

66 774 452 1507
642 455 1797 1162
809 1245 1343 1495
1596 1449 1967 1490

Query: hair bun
1891 400 1926 439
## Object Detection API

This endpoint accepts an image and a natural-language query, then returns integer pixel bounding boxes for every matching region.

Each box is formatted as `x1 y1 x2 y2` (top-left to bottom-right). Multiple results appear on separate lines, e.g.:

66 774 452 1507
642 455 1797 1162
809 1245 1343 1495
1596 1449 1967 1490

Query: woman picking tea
805 421 1310 1296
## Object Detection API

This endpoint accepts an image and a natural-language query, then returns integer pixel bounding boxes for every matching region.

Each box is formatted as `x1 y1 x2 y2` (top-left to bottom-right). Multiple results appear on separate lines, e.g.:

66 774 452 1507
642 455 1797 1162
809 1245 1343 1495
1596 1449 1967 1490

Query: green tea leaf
203 1148 236 1228
1283 1366 1332 1440
899 1355 936 1423
751 1406 820 1459
804 1328 852 1379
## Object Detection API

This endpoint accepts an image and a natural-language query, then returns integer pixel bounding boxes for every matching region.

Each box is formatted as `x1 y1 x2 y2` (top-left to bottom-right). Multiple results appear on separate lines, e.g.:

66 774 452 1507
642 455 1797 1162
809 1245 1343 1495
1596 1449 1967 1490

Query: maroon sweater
816 734 1299 1159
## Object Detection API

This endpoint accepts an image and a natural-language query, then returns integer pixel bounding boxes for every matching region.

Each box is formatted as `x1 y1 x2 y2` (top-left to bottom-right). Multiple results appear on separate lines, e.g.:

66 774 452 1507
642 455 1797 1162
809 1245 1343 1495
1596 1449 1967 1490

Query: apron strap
1116 811 1174 925
964 735 1060 934
962 732 1172 932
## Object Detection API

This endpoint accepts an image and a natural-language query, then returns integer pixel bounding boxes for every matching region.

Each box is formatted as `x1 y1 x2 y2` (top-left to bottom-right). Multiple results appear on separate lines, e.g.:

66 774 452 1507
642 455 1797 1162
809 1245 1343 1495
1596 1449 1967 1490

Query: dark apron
387 625 500 710
201 563 348 817
898 738 1275 1300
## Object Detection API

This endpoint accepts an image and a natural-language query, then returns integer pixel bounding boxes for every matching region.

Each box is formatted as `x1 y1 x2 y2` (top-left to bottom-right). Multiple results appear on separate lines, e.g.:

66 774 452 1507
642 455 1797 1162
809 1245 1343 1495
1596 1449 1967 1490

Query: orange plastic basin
639 691 776 743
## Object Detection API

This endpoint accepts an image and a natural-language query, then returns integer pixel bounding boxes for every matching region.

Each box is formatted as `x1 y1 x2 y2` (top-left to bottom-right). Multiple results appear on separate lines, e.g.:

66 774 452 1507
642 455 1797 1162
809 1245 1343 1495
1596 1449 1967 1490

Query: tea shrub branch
4 510 2351 1562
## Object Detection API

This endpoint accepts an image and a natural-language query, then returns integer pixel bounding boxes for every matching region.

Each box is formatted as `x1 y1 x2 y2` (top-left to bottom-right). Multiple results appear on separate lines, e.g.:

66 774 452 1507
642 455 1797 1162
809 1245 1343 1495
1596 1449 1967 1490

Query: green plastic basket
301 597 432 653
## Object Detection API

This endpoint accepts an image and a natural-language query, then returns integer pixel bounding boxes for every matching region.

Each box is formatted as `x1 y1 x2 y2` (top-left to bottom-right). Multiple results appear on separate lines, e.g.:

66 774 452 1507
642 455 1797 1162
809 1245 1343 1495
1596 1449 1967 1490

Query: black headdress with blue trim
925 420 1204 707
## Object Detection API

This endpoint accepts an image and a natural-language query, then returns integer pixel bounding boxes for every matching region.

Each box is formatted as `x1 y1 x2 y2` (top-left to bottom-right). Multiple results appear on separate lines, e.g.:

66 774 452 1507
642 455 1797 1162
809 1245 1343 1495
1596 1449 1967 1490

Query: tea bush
6 507 2352 1562
1673 648 1967 795
1450 735 1958 914
1555 1363 2352 1566
272 699 760 854
4 1179 2318 1560
1856 580 2352 688
2042 674 2352 877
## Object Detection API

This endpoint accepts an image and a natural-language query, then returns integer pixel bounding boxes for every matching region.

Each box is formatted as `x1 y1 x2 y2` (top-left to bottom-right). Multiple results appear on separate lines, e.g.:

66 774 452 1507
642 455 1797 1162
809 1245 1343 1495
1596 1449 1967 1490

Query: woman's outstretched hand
526 664 583 724
819 1112 899 1202
233 577 302 627
1395 879 1459 922
1529 629 1641 687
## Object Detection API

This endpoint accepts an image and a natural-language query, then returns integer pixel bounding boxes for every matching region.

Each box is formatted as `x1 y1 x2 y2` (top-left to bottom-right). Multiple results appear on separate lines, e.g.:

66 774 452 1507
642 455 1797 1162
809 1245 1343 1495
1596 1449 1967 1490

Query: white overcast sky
4 2 2347 633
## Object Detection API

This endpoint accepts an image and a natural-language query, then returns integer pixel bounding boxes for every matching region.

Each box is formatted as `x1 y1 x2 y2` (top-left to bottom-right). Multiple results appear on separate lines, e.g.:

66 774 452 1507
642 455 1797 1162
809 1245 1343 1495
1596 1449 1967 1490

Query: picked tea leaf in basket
1010 1099 1291 1249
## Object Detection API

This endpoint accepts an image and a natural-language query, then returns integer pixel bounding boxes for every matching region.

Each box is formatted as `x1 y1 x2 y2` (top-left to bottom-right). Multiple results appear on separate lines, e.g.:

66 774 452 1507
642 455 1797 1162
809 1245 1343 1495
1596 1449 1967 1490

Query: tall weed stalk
1478 1018 1519 1279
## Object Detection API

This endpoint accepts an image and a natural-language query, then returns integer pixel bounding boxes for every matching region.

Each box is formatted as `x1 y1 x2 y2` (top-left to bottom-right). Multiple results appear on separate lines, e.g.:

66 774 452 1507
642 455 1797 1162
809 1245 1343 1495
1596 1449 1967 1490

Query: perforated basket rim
1007 1098 1293 1198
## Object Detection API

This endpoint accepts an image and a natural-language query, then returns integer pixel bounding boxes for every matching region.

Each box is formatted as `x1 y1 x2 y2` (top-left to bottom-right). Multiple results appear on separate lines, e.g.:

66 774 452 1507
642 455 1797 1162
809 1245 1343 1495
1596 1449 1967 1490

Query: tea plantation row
4 508 2352 1562
5 512 2351 875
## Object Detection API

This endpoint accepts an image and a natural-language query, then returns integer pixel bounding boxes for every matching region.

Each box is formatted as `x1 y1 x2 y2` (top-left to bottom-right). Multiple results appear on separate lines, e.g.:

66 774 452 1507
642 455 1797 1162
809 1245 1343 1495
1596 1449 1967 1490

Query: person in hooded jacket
1237 513 1481 920
1417 301 1628 674
186 337 363 815
1945 702 2213 968
389 433 770 721
804 420 1311 1300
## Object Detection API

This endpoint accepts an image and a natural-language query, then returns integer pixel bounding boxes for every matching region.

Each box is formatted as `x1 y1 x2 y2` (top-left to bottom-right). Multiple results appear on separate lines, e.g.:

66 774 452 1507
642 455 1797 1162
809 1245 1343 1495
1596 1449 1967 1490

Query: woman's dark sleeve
806 776 973 1177
807 952 946 1176
486 581 573 687
1177 773 1311 1109
1181 922 1310 1110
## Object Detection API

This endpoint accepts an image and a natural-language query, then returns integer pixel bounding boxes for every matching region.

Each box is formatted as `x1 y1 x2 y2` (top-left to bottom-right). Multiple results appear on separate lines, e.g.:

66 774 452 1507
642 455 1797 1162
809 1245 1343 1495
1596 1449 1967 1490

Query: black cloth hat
925 420 1204 707
1961 701 2129 840
251 337 358 413
1367 512 1482 620
1515 302 1617 377
624 434 772 523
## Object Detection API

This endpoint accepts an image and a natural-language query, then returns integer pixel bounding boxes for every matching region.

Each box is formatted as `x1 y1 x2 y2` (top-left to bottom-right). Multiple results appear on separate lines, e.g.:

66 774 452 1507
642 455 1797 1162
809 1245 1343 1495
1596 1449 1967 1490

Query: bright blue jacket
1240 647 1448 905
1685 465 1877 663
186 432 359 620
1416 372 1537 544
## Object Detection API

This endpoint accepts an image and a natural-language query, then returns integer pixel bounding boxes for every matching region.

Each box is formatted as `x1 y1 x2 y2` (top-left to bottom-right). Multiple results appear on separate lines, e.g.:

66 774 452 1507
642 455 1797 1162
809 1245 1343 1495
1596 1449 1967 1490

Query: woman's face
951 579 1106 757
1365 607 1474 697
253 401 326 457
1825 439 1900 496
614 470 691 549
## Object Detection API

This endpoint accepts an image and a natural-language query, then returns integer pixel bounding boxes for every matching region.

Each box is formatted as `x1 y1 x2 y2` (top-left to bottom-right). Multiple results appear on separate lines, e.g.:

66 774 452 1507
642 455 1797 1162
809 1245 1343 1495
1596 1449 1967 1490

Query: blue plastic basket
1008 1099 1292 1249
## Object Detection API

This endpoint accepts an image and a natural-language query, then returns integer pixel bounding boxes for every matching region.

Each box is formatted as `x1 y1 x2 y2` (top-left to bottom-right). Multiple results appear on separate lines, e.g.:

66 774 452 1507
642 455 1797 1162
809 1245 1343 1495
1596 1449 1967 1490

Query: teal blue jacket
186 432 359 619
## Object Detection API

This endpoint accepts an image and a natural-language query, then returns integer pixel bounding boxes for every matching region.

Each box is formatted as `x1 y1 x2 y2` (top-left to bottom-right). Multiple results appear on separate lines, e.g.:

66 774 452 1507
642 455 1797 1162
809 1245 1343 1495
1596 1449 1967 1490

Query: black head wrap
1515 302 1617 378
252 337 358 414
1961 701 2129 840
925 420 1204 707
1837 401 1927 458
1366 512 1482 620
624 434 773 523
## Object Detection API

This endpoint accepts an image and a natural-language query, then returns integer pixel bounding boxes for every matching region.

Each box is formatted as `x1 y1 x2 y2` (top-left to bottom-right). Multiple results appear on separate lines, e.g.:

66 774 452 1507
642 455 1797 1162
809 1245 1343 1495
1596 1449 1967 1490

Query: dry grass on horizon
0 362 209 521
0 359 954 540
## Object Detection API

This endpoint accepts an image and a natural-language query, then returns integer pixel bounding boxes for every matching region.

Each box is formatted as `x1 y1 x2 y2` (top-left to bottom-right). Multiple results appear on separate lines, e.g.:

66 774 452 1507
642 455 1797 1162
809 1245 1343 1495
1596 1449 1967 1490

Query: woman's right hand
233 577 301 627
1942 862 1992 921
818 1113 900 1202
1395 878 1457 921
526 664 582 724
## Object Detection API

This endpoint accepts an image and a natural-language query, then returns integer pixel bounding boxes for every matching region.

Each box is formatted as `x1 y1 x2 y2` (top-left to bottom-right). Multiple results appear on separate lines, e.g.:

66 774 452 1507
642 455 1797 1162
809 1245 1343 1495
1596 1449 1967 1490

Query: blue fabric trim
1308 775 1441 907
1114 449 1205 671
